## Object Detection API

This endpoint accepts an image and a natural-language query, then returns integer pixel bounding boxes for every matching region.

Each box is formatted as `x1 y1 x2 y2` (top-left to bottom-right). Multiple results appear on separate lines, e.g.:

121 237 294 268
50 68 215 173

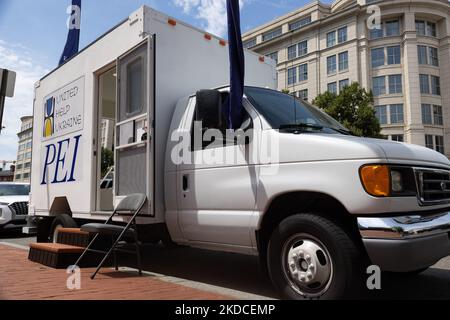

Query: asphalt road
1 231 450 300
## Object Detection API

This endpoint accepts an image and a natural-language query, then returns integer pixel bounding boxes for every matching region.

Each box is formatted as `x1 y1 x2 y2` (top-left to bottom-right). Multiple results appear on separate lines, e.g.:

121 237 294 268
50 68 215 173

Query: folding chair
73 193 147 279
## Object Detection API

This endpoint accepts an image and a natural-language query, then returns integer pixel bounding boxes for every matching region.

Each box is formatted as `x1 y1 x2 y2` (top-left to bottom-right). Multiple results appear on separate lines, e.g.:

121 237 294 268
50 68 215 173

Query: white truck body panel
30 6 276 224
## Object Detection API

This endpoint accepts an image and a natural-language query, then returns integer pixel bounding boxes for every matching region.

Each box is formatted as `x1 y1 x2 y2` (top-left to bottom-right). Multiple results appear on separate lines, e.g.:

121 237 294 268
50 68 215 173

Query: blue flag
59 0 82 66
226 0 245 130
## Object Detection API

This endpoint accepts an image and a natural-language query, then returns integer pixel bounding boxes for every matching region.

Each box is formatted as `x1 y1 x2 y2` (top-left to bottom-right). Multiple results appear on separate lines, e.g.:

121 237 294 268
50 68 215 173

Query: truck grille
415 169 450 205
9 202 29 216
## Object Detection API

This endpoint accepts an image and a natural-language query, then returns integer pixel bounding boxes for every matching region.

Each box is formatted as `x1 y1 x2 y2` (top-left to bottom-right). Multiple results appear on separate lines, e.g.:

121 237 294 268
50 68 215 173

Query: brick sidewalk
0 244 231 300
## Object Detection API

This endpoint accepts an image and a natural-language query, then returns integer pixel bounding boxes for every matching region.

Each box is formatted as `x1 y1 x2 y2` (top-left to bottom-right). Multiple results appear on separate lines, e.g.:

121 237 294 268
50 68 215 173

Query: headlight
360 165 417 197
391 170 404 193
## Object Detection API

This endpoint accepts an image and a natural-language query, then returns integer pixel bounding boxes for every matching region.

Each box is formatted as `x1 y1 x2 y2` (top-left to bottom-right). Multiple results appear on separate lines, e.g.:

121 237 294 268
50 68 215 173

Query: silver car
0 183 30 232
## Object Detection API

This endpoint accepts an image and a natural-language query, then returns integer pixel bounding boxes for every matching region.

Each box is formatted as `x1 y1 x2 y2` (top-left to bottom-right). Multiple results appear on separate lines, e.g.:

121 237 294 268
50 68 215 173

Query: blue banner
59 0 81 66
226 0 245 130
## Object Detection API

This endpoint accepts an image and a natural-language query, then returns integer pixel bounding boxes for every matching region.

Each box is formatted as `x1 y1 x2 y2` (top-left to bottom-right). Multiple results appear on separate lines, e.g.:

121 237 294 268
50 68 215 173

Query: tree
312 82 382 138
101 147 114 177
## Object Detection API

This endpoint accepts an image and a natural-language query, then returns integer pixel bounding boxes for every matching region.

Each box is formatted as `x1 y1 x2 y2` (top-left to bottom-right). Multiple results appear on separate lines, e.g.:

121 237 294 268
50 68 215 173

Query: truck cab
166 86 450 299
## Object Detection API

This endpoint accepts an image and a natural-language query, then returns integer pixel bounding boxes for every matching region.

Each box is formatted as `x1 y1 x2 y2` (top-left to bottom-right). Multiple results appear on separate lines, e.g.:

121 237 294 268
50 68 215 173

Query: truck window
126 57 143 115
191 92 252 151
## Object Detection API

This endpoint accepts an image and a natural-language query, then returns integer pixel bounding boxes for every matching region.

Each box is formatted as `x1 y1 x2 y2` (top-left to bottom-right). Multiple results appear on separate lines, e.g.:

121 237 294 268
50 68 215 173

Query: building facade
243 0 450 158
14 116 33 183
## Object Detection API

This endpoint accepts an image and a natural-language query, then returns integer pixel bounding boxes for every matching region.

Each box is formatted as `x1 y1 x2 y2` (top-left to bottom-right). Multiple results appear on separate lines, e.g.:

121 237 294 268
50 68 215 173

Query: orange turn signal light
360 165 390 197
168 19 177 26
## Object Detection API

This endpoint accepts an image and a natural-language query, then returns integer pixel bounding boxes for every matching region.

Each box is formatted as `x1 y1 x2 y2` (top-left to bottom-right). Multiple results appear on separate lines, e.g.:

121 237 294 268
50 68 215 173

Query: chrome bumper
358 212 450 240
357 212 450 272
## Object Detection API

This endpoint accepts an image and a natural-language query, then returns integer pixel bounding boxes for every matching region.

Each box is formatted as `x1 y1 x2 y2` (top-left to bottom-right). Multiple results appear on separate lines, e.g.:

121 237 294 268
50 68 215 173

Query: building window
385 20 400 37
327 82 337 94
327 55 337 75
433 105 443 126
15 174 21 180
289 16 312 31
391 135 404 142
431 76 441 95
298 89 308 101
371 48 385 68
298 40 308 57
418 45 428 64
299 64 308 81
327 31 336 48
427 21 437 37
243 38 257 49
387 46 401 65
338 51 348 71
436 136 445 154
17 154 24 161
425 135 434 149
422 104 433 124
375 105 388 124
338 26 347 43
416 20 426 36
339 79 349 91
288 45 297 60
23 173 30 179
16 164 23 170
25 162 31 169
370 25 384 39
429 47 439 66
390 104 404 124
287 67 297 85
372 76 386 96
419 74 430 94
416 20 437 37
266 52 278 64
388 75 402 94
262 27 282 42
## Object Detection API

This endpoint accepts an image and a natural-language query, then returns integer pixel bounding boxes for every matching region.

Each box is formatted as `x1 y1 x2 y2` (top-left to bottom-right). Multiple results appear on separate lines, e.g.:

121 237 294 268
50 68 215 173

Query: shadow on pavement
0 230 27 239
366 268 450 300
122 244 279 299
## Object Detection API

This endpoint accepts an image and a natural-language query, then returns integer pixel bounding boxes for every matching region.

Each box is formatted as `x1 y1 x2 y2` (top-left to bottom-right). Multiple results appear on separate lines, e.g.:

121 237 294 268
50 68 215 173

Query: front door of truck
177 94 261 247
115 40 154 215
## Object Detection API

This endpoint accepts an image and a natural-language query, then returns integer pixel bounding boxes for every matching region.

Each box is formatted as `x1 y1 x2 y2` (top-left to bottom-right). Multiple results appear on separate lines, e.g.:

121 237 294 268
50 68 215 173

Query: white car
0 183 30 232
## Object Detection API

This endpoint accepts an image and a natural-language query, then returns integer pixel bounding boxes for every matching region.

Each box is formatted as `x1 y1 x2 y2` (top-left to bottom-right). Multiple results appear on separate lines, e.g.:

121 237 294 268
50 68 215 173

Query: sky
0 0 333 163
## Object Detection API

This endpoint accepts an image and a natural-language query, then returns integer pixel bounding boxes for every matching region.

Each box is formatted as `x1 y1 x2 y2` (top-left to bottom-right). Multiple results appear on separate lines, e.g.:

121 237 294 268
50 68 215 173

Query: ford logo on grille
441 181 447 191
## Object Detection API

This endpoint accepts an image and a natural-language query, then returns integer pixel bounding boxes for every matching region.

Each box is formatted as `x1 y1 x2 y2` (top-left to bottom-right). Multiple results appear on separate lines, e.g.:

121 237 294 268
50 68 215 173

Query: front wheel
267 213 363 300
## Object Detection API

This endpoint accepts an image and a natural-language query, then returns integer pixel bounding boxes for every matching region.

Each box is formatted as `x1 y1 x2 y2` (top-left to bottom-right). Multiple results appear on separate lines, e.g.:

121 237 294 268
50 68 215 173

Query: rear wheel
49 214 77 243
267 213 363 300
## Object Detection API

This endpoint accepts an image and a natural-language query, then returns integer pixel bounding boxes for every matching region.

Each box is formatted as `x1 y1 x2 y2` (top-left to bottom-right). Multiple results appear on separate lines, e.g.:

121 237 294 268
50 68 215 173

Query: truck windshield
244 87 350 134
0 184 30 196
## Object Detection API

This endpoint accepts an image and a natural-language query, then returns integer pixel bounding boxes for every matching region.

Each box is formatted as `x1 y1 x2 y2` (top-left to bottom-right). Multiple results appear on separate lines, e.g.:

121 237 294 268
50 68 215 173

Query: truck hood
0 195 29 205
275 132 450 167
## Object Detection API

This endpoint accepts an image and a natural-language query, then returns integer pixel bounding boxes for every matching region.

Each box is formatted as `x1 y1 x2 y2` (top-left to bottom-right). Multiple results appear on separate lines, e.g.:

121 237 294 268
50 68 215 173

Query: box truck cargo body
30 6 276 228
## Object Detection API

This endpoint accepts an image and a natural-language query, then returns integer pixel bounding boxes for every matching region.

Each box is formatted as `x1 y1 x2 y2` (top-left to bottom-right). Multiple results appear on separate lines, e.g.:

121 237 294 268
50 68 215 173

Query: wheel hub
284 236 333 297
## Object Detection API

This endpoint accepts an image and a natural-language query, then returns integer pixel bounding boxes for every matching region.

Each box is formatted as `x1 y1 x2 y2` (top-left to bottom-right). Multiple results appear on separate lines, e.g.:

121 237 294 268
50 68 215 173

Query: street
1 231 450 300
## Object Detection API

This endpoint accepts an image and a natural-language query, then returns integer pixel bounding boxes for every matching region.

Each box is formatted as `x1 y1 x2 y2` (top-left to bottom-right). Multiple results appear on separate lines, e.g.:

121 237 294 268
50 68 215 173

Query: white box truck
29 6 450 299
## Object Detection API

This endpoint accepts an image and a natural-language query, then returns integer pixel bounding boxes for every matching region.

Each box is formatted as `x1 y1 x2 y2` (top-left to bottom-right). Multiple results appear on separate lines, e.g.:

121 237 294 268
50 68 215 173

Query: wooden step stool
28 243 85 269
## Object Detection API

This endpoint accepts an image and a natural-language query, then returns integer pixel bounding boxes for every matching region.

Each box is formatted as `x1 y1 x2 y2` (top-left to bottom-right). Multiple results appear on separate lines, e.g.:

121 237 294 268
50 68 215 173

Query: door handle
182 174 189 192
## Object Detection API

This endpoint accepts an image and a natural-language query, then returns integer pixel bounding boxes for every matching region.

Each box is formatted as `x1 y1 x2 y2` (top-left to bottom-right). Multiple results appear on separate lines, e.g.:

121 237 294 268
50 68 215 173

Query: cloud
173 0 247 37
0 40 49 164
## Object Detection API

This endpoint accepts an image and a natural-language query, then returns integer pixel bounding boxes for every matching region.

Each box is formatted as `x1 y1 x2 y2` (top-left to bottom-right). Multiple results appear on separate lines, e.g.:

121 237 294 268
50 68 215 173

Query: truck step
57 228 90 248
28 243 100 269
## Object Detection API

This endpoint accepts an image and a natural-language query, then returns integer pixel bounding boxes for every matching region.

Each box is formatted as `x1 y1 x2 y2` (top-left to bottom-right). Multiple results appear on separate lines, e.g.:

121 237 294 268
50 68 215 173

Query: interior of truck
97 67 116 212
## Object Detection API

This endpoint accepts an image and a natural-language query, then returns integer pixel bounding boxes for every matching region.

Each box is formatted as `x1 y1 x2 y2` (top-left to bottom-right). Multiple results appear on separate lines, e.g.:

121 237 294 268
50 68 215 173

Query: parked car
0 183 30 232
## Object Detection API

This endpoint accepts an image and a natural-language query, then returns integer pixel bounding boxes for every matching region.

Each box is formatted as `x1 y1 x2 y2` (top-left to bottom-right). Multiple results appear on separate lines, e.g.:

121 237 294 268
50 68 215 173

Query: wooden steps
29 243 85 269
28 228 102 269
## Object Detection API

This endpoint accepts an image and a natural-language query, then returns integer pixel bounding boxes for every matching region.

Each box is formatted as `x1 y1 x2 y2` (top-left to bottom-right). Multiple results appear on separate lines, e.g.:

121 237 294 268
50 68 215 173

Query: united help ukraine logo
44 97 55 138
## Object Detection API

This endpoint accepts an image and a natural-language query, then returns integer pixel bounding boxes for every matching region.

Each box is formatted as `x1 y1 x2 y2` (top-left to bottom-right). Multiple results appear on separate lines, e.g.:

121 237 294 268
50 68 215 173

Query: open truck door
114 39 155 217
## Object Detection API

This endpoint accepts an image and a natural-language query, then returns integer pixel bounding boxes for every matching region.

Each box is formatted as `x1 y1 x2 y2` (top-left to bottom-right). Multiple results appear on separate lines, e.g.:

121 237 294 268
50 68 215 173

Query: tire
267 213 363 300
49 214 78 243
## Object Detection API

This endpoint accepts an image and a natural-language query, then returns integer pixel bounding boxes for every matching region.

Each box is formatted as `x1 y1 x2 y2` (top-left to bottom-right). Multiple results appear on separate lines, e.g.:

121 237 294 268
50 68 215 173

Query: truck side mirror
195 90 222 130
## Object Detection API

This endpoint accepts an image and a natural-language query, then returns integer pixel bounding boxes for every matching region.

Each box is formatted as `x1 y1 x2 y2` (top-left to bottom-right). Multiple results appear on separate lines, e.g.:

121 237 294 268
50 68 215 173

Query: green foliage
281 89 290 94
101 147 114 177
312 82 382 138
